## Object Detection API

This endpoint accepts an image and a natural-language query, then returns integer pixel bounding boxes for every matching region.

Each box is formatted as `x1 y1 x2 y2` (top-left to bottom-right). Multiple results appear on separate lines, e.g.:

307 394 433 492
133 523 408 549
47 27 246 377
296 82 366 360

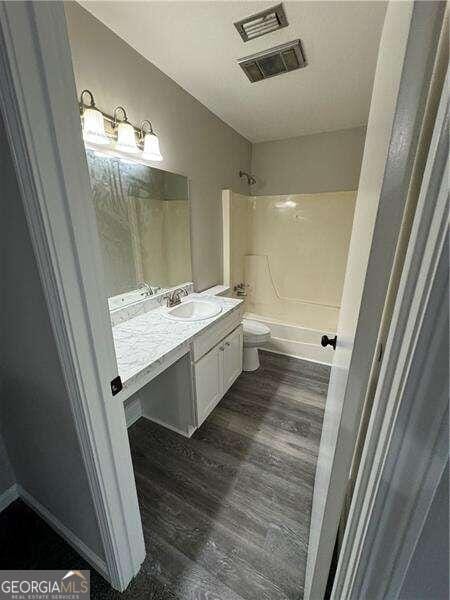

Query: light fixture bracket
113 105 128 126
139 119 155 141
80 89 96 109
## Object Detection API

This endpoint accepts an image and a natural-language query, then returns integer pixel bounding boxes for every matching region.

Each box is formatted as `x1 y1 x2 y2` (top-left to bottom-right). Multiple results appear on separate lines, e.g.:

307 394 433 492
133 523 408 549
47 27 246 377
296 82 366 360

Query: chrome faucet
137 281 152 297
164 287 188 308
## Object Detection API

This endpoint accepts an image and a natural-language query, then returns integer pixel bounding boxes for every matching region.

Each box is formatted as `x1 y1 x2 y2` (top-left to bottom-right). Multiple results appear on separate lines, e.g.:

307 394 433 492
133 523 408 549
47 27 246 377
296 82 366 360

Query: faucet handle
137 281 151 296
164 286 188 307
234 282 247 297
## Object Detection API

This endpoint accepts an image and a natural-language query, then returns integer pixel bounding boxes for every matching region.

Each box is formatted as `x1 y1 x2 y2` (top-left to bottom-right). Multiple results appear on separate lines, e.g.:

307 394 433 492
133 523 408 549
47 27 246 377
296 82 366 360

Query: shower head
239 170 256 186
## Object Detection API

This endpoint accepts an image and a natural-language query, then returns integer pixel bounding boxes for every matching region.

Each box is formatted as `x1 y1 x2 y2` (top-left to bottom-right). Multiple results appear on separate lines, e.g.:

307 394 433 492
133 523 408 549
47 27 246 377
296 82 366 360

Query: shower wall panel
229 191 356 331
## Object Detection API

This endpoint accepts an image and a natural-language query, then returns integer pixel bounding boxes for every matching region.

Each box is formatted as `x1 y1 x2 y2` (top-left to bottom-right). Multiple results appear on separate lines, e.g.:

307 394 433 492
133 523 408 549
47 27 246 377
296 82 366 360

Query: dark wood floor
0 351 329 600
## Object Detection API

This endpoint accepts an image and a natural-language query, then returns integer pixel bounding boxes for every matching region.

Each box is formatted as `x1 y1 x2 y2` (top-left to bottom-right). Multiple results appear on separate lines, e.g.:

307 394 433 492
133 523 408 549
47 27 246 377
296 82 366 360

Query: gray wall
399 463 449 600
251 127 366 196
0 115 105 559
0 431 15 495
65 2 251 292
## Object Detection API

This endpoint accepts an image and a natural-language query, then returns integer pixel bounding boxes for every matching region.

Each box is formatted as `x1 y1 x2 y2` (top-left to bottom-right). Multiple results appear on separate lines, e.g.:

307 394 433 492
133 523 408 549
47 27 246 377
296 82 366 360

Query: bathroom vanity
86 154 243 435
113 293 244 437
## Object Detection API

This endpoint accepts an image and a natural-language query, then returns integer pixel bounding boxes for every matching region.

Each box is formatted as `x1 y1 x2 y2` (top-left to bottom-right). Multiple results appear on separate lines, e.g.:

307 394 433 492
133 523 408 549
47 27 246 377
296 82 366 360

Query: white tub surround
245 312 335 365
222 190 356 333
113 294 244 436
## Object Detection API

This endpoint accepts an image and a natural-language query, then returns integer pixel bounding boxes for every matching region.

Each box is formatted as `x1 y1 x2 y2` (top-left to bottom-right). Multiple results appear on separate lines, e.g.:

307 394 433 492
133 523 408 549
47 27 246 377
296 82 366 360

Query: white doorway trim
0 2 145 590
304 2 445 598
332 67 448 600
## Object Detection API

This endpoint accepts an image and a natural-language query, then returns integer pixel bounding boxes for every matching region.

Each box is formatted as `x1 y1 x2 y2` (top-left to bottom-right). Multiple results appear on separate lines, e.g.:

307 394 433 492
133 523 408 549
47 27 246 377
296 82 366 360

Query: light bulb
115 122 139 154
82 107 109 146
142 131 163 162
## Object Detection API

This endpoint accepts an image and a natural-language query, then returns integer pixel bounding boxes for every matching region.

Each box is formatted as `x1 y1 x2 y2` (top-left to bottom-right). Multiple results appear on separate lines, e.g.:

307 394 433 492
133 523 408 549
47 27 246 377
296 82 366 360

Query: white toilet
242 319 271 371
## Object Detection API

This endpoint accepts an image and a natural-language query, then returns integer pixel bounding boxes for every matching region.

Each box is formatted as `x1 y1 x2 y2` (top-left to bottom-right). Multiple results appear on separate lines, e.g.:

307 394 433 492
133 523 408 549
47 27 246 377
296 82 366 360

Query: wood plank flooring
130 350 329 599
0 351 329 599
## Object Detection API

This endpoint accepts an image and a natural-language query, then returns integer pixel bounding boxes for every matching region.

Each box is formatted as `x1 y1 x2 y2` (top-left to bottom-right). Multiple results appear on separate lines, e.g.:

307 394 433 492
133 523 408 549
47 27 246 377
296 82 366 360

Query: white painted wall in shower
226 191 356 331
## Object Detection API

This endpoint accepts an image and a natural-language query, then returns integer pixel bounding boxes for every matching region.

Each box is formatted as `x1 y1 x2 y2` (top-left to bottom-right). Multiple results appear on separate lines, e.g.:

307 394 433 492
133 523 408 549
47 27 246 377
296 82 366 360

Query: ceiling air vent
234 3 288 42
238 39 306 83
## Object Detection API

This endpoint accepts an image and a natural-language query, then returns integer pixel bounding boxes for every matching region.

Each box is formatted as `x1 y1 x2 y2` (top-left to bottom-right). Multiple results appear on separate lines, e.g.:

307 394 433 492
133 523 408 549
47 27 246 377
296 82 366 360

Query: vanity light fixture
80 89 110 146
79 89 163 163
114 106 140 154
140 120 163 162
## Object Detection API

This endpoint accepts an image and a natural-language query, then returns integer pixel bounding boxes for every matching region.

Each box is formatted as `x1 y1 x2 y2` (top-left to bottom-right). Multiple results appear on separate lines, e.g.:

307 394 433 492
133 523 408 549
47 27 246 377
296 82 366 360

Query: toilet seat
243 319 271 345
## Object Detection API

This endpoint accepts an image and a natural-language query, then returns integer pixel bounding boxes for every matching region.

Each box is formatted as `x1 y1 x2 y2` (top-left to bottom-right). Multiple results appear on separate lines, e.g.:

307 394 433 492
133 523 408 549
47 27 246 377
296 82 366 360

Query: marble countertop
112 293 243 390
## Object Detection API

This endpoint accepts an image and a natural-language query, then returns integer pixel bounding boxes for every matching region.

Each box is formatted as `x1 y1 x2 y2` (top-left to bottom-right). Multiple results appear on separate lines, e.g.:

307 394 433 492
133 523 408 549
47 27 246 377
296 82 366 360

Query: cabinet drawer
192 305 243 362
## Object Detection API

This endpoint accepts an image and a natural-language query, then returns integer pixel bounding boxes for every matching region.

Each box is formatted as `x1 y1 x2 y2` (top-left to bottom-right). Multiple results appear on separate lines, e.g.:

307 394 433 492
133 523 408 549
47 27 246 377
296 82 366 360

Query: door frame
0 2 145 590
332 67 448 599
305 2 445 597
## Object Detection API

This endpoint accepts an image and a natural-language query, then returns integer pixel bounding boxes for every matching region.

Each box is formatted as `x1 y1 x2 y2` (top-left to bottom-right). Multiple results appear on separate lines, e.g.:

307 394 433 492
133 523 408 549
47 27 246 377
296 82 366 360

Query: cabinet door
223 325 243 394
194 343 223 427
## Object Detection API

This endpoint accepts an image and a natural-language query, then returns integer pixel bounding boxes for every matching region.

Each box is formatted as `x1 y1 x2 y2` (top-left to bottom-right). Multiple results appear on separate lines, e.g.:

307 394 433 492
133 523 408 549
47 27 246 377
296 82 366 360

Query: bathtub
244 312 335 365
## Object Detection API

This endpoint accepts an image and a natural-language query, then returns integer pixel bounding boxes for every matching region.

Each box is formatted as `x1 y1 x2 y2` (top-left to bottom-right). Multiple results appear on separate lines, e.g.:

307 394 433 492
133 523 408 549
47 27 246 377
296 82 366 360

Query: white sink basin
164 300 222 321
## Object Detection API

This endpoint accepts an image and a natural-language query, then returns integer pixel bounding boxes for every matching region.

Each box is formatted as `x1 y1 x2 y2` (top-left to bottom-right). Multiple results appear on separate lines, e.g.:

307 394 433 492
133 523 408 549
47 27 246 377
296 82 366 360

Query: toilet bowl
243 319 271 372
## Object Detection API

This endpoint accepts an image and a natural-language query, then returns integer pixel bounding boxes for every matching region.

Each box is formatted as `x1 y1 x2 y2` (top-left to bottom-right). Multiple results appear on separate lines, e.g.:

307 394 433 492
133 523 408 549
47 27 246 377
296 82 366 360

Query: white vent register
234 3 288 42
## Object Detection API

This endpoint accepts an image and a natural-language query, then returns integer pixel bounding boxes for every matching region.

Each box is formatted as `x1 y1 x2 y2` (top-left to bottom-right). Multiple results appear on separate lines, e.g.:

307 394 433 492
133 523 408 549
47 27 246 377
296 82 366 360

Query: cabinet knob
225 342 231 347
219 346 224 351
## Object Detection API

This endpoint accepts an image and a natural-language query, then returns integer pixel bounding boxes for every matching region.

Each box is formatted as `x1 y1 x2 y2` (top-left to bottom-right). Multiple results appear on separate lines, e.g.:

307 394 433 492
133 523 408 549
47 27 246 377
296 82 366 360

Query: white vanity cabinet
122 302 244 437
194 325 243 427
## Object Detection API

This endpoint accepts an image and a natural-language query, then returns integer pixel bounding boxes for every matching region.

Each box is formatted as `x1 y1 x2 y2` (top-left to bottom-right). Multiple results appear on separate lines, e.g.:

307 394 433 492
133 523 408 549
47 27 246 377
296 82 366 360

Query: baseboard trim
0 483 19 513
124 396 143 428
17 485 109 581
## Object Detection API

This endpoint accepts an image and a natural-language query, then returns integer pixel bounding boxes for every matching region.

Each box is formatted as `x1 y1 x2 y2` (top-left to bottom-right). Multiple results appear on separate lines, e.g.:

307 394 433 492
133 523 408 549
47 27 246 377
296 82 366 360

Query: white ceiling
80 1 387 143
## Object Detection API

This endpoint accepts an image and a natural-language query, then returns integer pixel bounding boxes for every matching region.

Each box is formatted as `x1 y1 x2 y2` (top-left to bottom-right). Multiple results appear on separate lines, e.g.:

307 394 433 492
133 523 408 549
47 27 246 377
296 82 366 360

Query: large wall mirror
86 151 192 306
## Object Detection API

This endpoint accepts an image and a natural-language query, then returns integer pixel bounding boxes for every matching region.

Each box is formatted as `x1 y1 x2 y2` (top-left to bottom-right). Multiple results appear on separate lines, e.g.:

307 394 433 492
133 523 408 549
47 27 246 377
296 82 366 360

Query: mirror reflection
86 151 192 306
